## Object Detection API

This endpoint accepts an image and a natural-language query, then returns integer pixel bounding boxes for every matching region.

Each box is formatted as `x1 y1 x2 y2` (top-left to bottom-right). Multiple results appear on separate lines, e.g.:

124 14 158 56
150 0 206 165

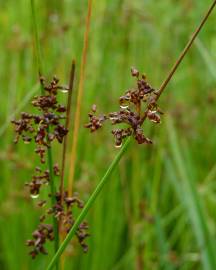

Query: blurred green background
0 0 216 269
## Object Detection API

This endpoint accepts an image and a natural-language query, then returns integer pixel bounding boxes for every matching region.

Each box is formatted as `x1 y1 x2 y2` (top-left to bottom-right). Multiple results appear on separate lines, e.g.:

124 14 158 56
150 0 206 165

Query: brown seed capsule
147 110 161 123
131 67 139 77
53 164 60 176
37 200 46 207
92 104 97 112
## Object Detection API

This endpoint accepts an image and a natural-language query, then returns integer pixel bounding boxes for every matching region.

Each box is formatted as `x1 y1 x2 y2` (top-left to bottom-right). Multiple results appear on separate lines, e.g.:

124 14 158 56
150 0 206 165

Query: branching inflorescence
11 76 89 258
85 67 163 146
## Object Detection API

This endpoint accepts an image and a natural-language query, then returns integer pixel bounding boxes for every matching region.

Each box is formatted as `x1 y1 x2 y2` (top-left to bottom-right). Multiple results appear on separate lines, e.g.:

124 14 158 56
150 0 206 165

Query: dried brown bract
85 68 163 146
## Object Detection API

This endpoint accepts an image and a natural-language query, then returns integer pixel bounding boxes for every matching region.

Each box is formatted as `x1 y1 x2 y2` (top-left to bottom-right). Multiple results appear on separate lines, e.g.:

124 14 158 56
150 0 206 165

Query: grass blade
195 39 216 80
166 115 216 270
0 83 39 137
46 137 131 270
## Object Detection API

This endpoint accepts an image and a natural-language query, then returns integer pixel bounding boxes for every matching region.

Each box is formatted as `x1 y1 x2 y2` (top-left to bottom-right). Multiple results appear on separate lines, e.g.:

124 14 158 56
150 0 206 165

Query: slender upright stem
46 1 216 269
59 60 76 203
47 145 59 254
30 0 43 80
68 0 92 196
59 61 76 270
30 1 59 269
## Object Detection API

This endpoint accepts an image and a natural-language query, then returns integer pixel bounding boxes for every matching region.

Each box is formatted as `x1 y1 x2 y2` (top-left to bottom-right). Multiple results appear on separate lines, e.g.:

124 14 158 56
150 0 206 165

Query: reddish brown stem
68 0 92 196
156 0 216 99
60 60 76 204
140 0 216 124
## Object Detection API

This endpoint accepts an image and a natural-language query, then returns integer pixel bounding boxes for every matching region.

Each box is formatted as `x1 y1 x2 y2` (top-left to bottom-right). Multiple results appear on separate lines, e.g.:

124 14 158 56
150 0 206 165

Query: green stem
47 143 59 254
30 1 59 268
30 0 43 77
46 137 132 270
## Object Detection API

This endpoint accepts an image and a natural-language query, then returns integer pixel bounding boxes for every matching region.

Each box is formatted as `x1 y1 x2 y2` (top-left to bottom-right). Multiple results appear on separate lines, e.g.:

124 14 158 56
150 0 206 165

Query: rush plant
10 0 216 269
46 0 216 269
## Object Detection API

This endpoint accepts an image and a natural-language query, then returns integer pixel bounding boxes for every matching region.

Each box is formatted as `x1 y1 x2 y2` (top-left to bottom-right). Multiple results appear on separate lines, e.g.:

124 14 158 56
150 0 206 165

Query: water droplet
115 142 122 149
120 104 129 110
30 194 39 199
150 119 158 123
119 99 130 110
60 89 68 93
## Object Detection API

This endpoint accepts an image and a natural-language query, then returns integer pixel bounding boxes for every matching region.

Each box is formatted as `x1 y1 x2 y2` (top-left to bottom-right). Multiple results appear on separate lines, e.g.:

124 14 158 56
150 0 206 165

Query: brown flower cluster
11 77 68 162
26 190 89 257
26 224 54 258
85 67 163 146
54 191 89 252
12 76 89 258
25 167 49 198
12 77 68 201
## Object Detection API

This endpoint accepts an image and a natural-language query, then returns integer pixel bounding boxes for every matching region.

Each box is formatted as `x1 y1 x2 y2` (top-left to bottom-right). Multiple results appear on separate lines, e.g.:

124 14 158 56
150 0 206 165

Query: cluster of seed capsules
85 67 163 147
12 77 89 258
27 190 89 258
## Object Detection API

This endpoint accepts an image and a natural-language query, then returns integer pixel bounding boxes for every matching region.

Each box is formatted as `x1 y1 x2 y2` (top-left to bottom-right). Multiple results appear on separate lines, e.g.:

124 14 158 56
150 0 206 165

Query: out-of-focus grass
0 0 216 270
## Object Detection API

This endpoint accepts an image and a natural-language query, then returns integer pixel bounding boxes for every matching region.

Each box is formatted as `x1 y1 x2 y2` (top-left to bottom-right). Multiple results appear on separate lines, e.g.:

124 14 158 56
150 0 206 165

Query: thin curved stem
47 137 131 270
156 0 216 99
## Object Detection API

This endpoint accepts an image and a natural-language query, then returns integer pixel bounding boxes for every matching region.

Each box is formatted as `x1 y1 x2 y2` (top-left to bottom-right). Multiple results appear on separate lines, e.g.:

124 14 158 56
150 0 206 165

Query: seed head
85 67 163 146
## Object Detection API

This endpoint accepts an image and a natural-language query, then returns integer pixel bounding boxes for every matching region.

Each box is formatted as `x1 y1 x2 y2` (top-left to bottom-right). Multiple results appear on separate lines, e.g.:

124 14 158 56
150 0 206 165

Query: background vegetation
0 0 216 269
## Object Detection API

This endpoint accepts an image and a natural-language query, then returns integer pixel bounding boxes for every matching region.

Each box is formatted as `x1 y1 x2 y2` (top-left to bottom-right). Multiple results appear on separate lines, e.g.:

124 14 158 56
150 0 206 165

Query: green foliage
0 1 216 270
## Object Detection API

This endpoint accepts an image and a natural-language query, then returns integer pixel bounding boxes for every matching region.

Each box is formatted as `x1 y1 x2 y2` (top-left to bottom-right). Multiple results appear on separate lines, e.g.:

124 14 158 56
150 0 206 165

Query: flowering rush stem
59 60 76 205
30 0 59 268
46 1 216 269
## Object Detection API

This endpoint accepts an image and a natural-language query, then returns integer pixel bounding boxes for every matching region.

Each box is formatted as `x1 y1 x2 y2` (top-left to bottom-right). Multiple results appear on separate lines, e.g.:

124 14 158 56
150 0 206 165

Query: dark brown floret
131 67 139 77
84 106 107 132
53 163 60 176
26 223 54 258
112 128 133 147
50 191 89 252
25 169 49 197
